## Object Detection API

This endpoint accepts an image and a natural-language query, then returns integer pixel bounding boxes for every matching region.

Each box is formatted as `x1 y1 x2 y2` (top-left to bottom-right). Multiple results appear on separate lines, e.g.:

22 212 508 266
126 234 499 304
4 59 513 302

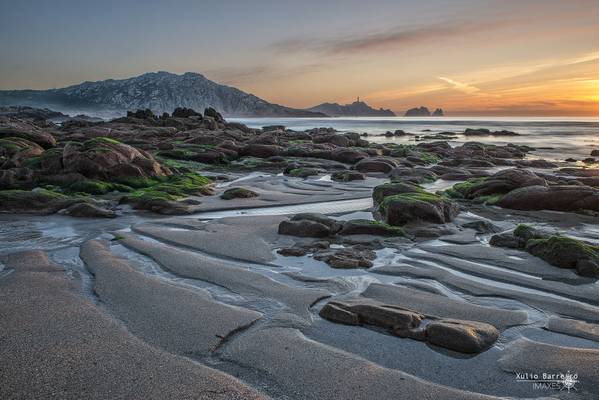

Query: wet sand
1 173 599 399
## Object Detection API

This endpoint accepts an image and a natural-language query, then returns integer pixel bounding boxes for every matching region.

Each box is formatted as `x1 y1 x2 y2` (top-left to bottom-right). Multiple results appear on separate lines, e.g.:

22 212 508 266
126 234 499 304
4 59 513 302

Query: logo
515 371 579 392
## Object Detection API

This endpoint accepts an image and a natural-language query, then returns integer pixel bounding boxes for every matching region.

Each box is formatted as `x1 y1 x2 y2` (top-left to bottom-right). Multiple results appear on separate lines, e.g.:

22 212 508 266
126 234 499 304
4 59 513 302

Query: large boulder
0 137 44 168
379 192 459 225
425 319 499 353
59 202 116 218
278 220 331 238
330 148 368 164
0 123 57 148
319 298 499 353
220 187 258 200
240 144 283 158
373 183 458 225
62 137 171 180
461 169 546 200
354 157 398 173
525 236 599 277
0 189 84 215
498 185 599 212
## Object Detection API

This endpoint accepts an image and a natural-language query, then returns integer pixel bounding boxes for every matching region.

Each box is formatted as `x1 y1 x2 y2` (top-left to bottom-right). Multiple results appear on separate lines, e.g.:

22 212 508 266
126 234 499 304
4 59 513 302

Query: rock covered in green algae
491 224 599 277
220 187 258 200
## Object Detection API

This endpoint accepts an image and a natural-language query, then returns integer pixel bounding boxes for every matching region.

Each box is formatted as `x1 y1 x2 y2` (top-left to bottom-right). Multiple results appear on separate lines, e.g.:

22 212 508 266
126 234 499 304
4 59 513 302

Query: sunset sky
1 0 599 115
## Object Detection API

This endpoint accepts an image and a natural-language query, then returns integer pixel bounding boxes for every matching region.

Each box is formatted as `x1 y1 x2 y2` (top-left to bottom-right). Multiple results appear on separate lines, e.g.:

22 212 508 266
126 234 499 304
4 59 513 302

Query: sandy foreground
1 173 598 400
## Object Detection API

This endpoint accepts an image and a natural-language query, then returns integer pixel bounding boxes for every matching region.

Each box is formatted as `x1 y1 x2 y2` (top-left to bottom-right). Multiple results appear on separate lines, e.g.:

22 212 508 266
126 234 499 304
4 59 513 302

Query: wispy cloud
438 77 480 94
270 19 518 56
205 63 327 85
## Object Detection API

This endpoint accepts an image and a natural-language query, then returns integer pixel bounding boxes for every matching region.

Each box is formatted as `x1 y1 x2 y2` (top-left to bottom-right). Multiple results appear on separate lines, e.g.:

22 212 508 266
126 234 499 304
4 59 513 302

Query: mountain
404 106 444 117
0 71 326 118
307 99 395 117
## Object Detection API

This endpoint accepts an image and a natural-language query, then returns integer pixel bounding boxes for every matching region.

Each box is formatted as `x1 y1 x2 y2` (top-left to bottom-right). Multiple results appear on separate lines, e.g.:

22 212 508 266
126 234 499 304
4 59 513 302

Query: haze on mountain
0 71 326 118
307 99 395 117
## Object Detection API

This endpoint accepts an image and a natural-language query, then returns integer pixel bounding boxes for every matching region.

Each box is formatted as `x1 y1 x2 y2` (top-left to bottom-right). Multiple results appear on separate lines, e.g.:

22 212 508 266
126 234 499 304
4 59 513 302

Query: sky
1 0 599 116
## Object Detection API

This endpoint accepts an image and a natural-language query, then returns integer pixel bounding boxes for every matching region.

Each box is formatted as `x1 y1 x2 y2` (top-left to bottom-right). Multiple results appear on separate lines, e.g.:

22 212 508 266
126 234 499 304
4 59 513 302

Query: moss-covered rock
526 236 599 277
220 187 258 200
372 182 424 205
0 188 83 215
491 224 599 277
378 191 459 225
68 179 133 195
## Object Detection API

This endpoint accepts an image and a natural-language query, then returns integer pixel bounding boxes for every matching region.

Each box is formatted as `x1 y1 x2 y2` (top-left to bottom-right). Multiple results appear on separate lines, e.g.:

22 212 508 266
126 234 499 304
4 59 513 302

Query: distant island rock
308 99 395 117
0 71 326 118
404 106 444 117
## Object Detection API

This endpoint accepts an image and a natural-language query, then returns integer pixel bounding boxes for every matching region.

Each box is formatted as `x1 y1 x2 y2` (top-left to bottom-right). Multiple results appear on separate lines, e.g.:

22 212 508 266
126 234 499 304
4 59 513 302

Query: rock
0 126 57 149
59 202 116 218
172 107 201 118
514 159 557 168
127 109 157 120
404 106 431 117
319 297 499 353
354 158 398 173
286 167 323 178
463 128 519 136
372 182 423 205
240 144 283 158
460 169 546 200
0 189 83 215
565 157 577 162
526 236 599 277
378 191 459 225
461 220 502 234
489 232 524 249
278 220 331 238
262 125 285 132
339 219 405 236
277 247 310 257
329 148 368 164
425 319 499 353
331 170 365 182
129 198 198 215
313 247 376 268
592 150 599 157
290 213 343 233
319 302 361 325
62 137 171 180
203 107 225 123
220 187 258 200
498 185 599 212
0 137 44 169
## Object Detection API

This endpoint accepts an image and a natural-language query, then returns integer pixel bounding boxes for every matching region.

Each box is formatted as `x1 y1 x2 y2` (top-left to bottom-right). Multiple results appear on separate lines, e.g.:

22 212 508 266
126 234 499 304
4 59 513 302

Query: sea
229 116 599 164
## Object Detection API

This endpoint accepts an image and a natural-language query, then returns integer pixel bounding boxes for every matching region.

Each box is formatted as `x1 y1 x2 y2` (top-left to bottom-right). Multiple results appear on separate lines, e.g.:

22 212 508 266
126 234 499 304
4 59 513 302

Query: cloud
205 63 326 85
437 77 480 94
270 19 517 56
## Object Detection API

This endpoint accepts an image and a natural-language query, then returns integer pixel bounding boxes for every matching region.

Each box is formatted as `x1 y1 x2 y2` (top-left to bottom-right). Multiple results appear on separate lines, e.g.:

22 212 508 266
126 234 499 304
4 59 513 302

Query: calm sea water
229 116 599 163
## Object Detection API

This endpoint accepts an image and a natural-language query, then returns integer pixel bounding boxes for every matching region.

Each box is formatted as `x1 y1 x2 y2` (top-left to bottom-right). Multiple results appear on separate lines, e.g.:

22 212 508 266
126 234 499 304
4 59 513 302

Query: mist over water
230 116 599 162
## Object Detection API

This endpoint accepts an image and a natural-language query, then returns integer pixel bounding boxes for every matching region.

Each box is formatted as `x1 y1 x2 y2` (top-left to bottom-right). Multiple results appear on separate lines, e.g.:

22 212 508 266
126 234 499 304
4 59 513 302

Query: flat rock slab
80 240 262 356
119 233 330 317
221 326 506 400
361 283 528 330
499 338 599 397
0 250 268 400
